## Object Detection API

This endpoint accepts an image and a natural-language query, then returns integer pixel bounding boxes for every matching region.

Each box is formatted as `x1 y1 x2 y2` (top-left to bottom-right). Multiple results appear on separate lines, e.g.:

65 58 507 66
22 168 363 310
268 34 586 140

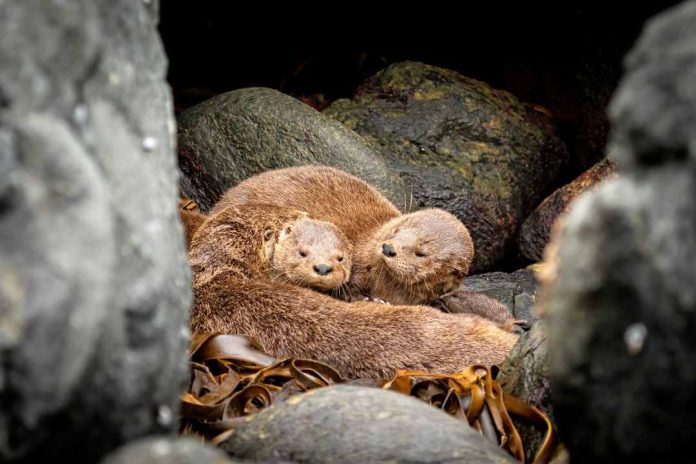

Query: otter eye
415 251 428 258
337 256 344 262
299 250 307 257
284 226 292 235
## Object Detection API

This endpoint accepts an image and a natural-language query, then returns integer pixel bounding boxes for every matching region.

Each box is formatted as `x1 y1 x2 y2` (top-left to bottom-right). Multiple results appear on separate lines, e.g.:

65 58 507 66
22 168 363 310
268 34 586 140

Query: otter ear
278 224 293 240
263 229 274 241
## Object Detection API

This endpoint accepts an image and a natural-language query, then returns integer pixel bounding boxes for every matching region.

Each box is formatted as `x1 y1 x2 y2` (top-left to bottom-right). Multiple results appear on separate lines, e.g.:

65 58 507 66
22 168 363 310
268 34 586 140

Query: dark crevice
158 1 680 178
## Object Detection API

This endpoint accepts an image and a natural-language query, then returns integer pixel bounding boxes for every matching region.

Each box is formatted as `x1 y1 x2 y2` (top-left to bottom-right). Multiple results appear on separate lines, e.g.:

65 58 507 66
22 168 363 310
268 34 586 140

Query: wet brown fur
180 209 208 248
190 204 518 379
189 205 351 293
433 291 521 332
213 166 474 305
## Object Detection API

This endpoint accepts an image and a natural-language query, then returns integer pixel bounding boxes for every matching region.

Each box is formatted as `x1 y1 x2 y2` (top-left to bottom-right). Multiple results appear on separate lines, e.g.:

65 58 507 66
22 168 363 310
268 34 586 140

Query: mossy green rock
325 62 569 271
221 385 515 463
177 87 409 211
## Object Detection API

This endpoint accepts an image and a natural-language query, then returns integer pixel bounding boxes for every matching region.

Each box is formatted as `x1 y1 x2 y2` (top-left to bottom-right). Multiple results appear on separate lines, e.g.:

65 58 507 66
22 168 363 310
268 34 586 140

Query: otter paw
511 319 532 334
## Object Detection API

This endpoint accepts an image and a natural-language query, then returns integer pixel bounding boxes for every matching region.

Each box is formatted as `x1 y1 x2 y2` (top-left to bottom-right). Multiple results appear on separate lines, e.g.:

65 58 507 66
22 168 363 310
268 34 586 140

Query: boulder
325 61 569 271
547 2 696 461
519 158 616 262
222 385 515 463
0 0 190 462
177 87 409 211
498 320 552 459
100 437 234 464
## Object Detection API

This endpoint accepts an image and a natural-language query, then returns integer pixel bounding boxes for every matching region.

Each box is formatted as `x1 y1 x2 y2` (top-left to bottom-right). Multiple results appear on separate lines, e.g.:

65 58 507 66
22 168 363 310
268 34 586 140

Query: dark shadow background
159 1 680 177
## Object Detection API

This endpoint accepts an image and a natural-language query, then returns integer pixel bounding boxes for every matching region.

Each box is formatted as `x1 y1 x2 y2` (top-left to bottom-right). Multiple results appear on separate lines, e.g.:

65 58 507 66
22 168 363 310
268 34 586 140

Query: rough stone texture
547 2 696 461
609 1 696 170
100 437 234 464
0 1 191 462
498 320 552 460
456 269 539 323
176 87 409 211
324 62 569 271
519 158 616 262
222 385 515 463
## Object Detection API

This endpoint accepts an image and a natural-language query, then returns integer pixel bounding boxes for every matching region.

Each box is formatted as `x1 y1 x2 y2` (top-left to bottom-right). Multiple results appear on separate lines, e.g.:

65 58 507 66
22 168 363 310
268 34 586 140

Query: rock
100 437 234 464
176 87 409 211
221 385 515 463
609 1 696 170
324 61 569 271
455 269 539 323
0 1 190 462
498 320 552 460
547 2 696 461
519 158 616 262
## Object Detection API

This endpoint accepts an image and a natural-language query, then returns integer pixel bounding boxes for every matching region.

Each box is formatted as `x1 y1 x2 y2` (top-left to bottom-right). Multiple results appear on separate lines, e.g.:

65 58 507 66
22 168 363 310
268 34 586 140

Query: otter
179 197 208 248
180 209 207 247
433 290 530 334
193 276 518 378
190 204 352 294
191 204 519 378
212 166 474 305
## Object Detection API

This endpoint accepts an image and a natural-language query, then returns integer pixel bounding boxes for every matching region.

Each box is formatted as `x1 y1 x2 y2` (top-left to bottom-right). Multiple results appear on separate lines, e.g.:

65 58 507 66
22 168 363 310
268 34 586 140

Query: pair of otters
187 166 520 379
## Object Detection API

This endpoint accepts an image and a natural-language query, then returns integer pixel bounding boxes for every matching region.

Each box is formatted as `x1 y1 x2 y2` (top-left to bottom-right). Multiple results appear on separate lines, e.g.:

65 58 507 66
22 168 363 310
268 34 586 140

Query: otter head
267 218 352 292
372 209 474 294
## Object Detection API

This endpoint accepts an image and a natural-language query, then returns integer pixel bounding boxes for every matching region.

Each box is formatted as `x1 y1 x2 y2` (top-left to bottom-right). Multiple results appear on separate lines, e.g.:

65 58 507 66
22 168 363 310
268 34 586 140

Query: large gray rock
222 385 515 463
177 87 409 211
325 62 569 271
101 437 234 464
498 320 552 460
0 1 190 462
609 1 696 170
547 2 696 461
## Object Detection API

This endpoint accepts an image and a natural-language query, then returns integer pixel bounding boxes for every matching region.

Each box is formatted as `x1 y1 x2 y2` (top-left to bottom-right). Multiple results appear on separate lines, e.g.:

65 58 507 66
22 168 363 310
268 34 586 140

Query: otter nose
313 263 333 276
382 243 397 257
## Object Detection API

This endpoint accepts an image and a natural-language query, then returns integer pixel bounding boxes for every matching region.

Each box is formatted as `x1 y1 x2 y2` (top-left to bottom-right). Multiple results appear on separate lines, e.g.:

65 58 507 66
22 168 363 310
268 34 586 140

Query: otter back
213 165 401 244
213 166 475 305
190 202 518 378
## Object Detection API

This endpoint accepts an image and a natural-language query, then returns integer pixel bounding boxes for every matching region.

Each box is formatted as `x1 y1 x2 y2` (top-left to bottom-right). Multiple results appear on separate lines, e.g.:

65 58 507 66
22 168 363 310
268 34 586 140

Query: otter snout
313 263 333 276
382 243 397 257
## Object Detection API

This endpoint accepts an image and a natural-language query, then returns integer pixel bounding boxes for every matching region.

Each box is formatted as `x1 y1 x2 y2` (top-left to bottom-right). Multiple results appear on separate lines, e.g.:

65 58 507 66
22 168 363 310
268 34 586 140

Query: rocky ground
2 0 695 462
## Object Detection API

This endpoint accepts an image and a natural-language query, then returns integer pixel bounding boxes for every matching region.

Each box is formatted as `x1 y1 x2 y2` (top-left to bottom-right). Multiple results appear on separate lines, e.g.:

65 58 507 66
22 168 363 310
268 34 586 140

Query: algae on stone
325 61 569 271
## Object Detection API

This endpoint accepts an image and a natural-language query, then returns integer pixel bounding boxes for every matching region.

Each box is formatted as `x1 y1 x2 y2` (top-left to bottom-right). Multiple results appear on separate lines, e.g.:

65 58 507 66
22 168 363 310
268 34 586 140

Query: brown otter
212 166 474 305
180 209 207 247
191 204 519 378
190 205 352 294
433 290 530 334
193 276 518 378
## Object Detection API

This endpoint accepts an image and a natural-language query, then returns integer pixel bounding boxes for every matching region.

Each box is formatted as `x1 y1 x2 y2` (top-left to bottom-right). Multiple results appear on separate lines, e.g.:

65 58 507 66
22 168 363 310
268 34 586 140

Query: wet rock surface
519 158 616 262
325 61 569 271
548 2 696 461
221 385 515 463
498 320 552 459
0 0 190 462
176 87 409 211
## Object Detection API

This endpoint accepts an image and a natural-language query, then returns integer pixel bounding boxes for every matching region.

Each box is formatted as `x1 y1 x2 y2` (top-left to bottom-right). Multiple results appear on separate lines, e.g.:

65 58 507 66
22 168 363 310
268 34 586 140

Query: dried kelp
180 333 555 463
